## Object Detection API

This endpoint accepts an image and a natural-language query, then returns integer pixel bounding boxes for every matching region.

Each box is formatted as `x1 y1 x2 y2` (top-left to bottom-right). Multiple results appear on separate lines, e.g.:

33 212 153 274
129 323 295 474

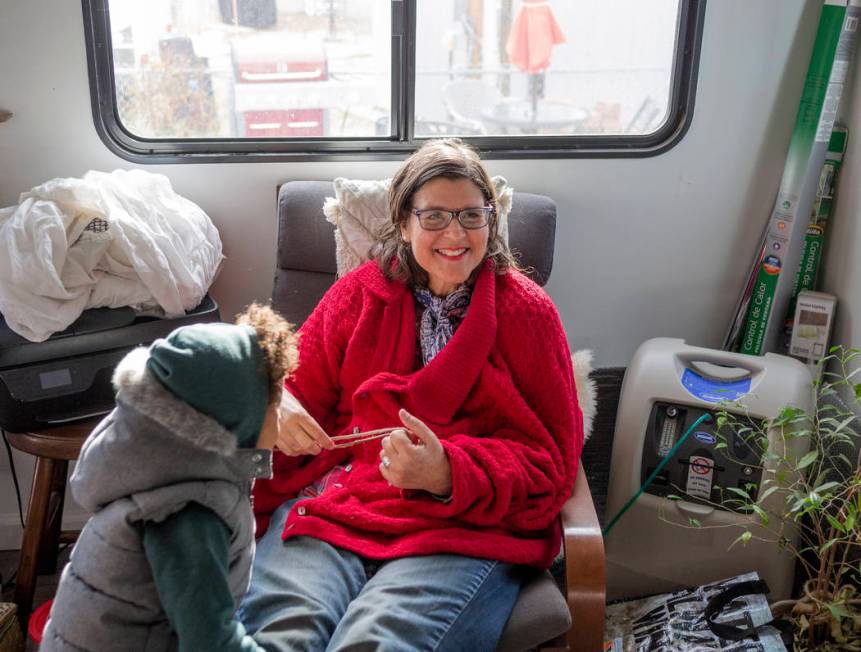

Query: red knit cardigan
252 260 583 569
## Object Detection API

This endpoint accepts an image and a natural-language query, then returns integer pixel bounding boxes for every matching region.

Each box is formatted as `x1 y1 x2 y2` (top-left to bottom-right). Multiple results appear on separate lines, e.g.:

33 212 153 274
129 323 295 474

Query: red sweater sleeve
430 280 582 533
252 273 363 531
283 276 362 431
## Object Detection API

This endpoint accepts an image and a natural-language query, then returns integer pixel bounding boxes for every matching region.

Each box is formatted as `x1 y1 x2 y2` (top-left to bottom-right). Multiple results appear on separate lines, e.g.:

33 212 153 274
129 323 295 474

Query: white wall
1 0 859 547
822 33 861 355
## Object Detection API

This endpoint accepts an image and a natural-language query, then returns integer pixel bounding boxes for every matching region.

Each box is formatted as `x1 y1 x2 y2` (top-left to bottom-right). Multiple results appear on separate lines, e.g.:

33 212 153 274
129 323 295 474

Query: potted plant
706 346 861 650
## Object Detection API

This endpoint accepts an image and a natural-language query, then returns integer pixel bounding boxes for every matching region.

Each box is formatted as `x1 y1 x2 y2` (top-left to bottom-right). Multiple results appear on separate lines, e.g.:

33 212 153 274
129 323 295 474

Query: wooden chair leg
14 456 56 630
36 459 68 574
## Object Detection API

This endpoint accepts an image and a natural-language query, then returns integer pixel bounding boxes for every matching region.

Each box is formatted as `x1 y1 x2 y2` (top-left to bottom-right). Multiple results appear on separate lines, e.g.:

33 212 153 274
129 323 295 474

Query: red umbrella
505 1 566 116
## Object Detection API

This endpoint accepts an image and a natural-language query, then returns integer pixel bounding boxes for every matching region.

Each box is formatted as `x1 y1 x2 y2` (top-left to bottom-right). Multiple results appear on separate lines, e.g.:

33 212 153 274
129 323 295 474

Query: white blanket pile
0 169 223 342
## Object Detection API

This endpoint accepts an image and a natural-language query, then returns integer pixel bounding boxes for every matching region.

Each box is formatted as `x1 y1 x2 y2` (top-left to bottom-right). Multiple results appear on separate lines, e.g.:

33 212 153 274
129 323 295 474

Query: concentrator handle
686 360 752 382
675 347 765 381
676 500 715 517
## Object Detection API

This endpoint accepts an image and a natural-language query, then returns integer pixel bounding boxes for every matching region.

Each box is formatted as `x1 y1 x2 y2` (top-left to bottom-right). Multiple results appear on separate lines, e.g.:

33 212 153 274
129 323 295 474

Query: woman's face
400 177 490 297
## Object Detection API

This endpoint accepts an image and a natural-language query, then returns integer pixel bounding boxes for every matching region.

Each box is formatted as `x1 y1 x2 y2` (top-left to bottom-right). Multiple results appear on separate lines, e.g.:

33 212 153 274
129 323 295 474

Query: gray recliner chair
271 181 605 651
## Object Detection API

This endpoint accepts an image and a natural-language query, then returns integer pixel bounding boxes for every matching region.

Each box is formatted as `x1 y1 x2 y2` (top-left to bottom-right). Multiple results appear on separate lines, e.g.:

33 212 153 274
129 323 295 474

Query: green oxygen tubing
602 413 713 538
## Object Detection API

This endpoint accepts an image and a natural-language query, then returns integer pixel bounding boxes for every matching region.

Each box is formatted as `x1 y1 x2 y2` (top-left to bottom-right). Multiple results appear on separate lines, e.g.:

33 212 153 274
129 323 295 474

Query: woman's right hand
275 389 334 456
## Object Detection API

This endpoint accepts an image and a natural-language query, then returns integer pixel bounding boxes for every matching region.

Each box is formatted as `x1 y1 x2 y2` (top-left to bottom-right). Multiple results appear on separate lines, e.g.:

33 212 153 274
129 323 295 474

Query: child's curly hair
235 303 299 403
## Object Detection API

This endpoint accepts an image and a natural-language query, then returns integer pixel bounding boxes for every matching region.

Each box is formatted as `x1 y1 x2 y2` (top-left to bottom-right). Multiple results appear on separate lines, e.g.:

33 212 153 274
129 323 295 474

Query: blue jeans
238 498 526 652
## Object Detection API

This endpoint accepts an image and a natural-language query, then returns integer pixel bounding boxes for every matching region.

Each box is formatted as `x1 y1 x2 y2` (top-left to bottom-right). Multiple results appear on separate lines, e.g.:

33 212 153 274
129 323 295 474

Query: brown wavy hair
235 302 299 403
369 138 519 287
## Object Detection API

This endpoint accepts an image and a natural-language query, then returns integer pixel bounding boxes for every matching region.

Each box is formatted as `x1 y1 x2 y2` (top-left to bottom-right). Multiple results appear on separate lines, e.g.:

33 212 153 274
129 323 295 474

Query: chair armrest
561 464 605 652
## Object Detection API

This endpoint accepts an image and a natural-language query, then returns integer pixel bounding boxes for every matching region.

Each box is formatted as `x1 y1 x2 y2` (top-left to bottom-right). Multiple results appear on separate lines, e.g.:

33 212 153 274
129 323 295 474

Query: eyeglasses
411 206 493 231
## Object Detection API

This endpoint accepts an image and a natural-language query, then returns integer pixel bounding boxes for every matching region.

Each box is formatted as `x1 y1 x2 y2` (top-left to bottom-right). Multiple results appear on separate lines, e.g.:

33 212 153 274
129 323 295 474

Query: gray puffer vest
41 347 272 652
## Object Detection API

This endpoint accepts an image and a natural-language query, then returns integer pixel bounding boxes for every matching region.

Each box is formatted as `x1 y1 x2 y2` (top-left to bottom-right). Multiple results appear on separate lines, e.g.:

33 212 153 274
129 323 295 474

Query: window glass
85 0 702 158
414 0 680 138
109 0 392 139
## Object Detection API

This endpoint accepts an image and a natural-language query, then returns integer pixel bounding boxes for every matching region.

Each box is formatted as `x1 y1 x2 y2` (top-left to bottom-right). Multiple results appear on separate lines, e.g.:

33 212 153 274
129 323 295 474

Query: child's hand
378 409 452 496
275 390 333 456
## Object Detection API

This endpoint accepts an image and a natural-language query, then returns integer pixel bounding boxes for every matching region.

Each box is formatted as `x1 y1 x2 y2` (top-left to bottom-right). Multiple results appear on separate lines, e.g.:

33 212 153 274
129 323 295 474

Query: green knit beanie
146 323 269 449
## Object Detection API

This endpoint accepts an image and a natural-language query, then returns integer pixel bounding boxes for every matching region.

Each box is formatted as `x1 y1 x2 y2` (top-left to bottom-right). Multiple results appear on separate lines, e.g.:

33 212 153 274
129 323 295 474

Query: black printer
0 296 220 432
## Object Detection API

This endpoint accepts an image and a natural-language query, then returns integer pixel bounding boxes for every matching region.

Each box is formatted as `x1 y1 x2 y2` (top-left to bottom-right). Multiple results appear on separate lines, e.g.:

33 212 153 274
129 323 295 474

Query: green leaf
763 451 781 462
820 379 838 391
797 450 818 470
731 531 752 548
715 442 727 450
689 518 701 528
725 486 751 499
825 513 846 534
790 489 824 514
833 415 857 435
751 504 769 526
854 383 861 400
758 486 779 502
820 538 838 554
826 602 851 621
814 481 840 495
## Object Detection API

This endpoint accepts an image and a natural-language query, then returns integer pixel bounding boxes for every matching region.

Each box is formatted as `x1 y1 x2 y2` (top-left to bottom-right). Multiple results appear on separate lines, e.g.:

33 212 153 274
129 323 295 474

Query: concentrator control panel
640 402 763 510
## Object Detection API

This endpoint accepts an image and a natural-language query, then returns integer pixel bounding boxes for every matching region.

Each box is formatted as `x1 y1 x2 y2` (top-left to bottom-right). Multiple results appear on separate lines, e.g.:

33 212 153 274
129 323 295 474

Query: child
40 303 297 652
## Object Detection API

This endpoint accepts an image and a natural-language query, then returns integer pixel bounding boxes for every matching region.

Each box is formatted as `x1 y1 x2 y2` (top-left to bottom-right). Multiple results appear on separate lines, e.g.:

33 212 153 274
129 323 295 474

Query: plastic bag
0 169 223 341
604 573 788 652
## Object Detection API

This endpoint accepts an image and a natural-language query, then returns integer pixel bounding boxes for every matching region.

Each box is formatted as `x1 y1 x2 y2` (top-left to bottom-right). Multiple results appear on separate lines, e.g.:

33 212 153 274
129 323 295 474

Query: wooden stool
5 418 99 629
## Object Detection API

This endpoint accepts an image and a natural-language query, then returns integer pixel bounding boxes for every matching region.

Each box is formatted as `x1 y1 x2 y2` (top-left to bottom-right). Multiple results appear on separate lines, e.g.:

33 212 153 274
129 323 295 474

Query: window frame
81 0 706 163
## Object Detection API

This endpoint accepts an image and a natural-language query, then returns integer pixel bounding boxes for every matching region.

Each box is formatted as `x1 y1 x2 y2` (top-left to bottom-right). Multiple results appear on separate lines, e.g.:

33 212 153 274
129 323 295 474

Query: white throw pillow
323 176 513 277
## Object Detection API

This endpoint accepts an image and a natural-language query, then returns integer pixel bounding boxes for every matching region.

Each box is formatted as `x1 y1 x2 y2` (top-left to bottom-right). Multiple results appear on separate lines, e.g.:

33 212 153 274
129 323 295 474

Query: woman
239 138 583 651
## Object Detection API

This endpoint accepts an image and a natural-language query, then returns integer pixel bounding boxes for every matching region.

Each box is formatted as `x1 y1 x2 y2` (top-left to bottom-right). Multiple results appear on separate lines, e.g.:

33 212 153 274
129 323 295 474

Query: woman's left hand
379 409 452 496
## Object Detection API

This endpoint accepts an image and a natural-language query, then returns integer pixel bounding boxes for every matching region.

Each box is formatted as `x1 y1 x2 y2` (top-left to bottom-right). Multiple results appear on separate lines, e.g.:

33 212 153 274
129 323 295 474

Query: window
82 0 705 162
